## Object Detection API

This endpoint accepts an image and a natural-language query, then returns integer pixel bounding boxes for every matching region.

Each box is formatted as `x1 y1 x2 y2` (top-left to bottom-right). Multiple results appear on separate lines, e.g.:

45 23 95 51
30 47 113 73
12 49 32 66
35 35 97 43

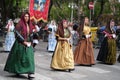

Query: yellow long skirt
51 41 74 70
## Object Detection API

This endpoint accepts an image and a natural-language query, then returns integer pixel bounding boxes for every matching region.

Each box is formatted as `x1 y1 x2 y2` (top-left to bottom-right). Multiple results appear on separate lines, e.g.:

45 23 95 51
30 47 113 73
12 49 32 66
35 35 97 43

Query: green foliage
93 2 100 16
103 2 111 14
0 0 29 24
50 2 71 21
1 0 120 25
49 0 120 26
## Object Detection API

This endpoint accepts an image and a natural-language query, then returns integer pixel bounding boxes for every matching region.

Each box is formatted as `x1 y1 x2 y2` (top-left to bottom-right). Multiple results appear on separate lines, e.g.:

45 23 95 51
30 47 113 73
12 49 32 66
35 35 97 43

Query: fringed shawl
15 12 35 41
56 20 71 38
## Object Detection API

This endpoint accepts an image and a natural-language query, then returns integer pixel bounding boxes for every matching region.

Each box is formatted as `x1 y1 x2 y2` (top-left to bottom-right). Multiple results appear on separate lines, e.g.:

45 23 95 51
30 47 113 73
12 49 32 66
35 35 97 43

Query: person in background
47 20 57 52
72 24 79 46
116 23 120 49
32 21 40 49
4 19 15 52
116 23 120 62
42 22 49 42
68 21 74 45
4 12 35 79
37 20 44 40
50 20 74 72
96 23 106 48
74 17 95 66
96 19 117 65
117 55 120 63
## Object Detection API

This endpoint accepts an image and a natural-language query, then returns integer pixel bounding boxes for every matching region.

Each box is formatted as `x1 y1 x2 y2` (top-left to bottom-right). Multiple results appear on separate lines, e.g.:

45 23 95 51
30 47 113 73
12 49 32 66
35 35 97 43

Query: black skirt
97 37 116 64
97 38 108 62
117 54 120 62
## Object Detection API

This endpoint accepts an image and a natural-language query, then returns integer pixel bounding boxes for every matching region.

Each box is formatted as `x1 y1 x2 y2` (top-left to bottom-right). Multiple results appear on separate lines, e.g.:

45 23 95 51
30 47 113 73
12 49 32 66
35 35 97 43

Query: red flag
29 0 50 22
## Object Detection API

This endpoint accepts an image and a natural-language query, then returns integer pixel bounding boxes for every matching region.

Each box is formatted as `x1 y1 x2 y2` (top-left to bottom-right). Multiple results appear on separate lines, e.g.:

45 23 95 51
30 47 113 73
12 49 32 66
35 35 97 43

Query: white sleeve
85 35 89 38
112 34 116 38
54 25 57 31
35 25 40 32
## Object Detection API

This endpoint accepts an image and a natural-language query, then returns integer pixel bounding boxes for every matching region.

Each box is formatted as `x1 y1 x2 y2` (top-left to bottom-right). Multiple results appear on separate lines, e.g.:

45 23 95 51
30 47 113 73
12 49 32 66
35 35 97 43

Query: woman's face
63 21 68 28
51 21 55 25
84 18 89 25
110 21 115 27
24 14 29 23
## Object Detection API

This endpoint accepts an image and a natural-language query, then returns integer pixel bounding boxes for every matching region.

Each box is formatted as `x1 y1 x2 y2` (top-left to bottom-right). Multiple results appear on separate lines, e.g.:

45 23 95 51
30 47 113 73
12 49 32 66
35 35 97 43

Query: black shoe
68 69 71 72
15 73 20 76
68 68 75 72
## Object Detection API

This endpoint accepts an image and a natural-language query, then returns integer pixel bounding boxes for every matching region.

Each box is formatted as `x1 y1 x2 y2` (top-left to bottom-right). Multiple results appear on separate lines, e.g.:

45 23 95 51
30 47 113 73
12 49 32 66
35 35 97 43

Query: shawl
15 12 35 41
56 20 70 38
105 20 115 34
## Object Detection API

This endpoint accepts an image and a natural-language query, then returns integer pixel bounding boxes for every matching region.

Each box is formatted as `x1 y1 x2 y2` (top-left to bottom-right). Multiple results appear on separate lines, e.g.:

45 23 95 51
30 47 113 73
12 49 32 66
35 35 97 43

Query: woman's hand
64 38 70 42
23 41 31 47
112 34 116 38
48 31 52 34
85 34 91 38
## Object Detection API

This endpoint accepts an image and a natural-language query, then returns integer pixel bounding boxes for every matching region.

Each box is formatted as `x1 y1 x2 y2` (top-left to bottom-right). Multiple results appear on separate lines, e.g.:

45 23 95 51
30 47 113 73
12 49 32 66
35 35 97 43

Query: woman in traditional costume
4 12 35 79
50 20 74 72
97 20 116 65
117 55 120 63
47 20 57 52
74 17 95 66
4 19 15 52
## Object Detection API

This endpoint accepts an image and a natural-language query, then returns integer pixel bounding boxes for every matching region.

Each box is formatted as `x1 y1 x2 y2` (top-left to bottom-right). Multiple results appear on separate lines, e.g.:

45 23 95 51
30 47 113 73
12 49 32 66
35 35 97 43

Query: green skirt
4 40 35 74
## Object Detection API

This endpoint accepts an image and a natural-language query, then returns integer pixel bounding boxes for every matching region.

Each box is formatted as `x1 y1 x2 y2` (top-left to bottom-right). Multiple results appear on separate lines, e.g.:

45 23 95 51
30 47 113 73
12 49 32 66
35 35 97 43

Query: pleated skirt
51 41 74 70
74 38 95 65
4 40 35 74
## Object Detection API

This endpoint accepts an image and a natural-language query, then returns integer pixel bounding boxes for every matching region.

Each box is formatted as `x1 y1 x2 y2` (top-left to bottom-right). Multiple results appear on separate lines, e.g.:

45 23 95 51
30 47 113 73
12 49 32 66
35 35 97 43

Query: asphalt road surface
0 40 120 80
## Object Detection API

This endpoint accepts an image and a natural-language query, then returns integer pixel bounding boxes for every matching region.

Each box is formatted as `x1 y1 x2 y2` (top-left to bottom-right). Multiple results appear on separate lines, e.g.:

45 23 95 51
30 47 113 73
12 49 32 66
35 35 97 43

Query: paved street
0 40 120 80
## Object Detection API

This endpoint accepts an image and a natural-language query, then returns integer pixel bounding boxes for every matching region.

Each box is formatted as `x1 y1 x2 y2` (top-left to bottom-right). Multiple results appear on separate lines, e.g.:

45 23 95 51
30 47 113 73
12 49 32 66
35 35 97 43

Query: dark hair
77 17 86 40
20 12 30 25
73 24 78 31
105 19 115 34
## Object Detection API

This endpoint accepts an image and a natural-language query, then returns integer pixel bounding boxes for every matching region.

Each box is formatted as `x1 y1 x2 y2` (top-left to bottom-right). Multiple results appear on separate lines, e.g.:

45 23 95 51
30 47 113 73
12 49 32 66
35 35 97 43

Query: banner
29 0 50 22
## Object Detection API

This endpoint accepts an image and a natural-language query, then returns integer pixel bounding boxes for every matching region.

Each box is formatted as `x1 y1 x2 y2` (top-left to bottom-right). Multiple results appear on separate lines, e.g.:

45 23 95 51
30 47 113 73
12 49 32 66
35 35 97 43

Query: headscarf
5 19 15 31
15 12 35 40
105 20 115 34
56 20 71 46
56 20 69 38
